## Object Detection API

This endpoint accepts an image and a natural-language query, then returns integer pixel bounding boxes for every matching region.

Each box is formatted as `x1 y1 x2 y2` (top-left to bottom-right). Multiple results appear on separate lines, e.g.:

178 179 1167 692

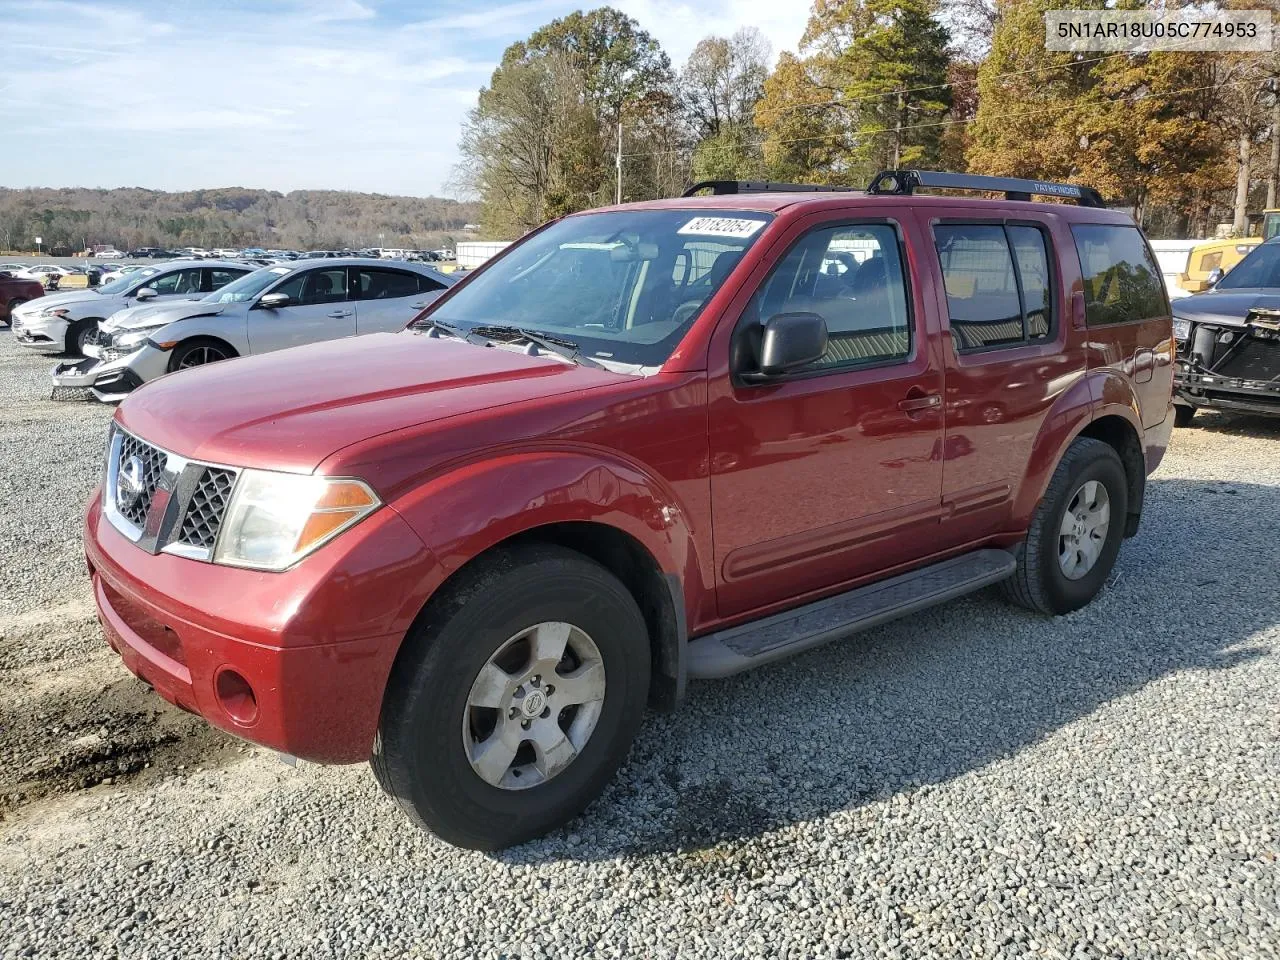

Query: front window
99 266 161 295
1214 242 1280 289
203 265 293 303
427 209 773 367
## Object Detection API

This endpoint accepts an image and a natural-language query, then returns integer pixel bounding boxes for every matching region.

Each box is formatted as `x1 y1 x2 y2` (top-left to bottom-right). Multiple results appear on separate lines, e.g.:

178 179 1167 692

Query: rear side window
933 223 1054 351
1071 224 1167 326
208 268 248 290
353 267 419 300
418 273 446 293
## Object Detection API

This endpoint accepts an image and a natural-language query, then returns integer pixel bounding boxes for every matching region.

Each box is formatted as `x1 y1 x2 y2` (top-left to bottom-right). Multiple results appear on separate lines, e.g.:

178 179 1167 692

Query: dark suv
84 171 1174 849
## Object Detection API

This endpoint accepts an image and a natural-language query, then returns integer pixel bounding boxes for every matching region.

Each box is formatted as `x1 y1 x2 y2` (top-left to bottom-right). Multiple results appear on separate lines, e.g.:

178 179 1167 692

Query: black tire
1002 437 1129 616
167 338 236 372
65 317 101 355
1173 404 1196 428
373 543 651 850
4 298 26 327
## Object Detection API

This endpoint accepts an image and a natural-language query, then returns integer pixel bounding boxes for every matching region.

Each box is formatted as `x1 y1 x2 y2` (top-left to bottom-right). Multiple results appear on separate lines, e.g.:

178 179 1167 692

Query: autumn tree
681 28 771 180
756 0 952 185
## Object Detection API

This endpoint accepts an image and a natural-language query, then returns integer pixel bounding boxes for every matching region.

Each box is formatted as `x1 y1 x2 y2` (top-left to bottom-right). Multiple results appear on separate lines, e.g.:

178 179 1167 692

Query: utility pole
893 90 903 169
615 120 623 205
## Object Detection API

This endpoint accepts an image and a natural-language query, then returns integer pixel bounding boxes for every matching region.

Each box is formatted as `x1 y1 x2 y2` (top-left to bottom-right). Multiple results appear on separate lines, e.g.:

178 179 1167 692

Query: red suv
84 171 1174 849
0 269 43 326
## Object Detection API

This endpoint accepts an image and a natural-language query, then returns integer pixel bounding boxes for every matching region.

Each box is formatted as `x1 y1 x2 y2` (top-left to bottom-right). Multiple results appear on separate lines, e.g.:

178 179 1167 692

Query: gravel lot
1 329 1277 959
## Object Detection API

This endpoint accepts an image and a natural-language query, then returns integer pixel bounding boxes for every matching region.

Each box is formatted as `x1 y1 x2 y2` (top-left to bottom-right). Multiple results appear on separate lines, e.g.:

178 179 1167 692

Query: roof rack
866 169 1105 208
682 180 857 197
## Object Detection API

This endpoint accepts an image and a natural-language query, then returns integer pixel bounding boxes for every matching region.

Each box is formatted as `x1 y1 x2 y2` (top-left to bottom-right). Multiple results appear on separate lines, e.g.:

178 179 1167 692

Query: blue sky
0 0 809 198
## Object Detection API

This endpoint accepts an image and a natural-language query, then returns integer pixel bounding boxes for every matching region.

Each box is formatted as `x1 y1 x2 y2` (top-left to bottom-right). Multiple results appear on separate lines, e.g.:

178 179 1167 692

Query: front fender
387 449 710 628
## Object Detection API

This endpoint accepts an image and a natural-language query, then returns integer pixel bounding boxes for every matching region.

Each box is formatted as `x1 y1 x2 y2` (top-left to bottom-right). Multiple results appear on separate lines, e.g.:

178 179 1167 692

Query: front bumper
52 343 170 401
13 312 68 352
1174 365 1280 417
84 489 442 763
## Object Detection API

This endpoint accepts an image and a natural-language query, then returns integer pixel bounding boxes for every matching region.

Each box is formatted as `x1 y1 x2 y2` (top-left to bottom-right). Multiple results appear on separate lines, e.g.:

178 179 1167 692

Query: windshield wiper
414 317 487 344
469 324 605 369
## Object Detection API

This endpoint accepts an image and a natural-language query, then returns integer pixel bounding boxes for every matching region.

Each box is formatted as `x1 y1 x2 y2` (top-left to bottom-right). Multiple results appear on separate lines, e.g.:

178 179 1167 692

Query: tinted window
147 268 203 296
273 268 348 305
353 268 419 300
743 222 911 371
934 224 1055 351
1213 242 1280 289
208 268 248 290
1071 224 1166 325
418 273 446 293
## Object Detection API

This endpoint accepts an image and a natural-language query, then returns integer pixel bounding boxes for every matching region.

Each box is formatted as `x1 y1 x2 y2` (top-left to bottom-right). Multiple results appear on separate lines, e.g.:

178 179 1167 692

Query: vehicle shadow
1183 409 1280 439
500 476 1277 863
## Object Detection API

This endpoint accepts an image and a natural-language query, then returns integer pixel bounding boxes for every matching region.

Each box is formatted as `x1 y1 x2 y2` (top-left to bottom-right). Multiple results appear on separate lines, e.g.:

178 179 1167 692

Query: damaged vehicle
1173 237 1280 424
13 259 252 355
53 258 455 401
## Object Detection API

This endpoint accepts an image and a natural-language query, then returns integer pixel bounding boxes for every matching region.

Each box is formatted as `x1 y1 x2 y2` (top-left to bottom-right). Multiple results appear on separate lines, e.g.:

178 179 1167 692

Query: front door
247 266 356 353
709 215 945 618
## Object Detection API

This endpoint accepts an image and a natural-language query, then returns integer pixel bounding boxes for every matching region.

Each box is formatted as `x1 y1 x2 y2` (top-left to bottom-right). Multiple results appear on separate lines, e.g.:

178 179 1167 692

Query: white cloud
0 0 813 196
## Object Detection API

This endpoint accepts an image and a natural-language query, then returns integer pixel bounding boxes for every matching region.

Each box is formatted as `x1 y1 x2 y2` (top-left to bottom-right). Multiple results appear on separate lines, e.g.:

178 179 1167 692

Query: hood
116 331 629 473
1172 289 1280 326
14 289 100 312
103 298 218 331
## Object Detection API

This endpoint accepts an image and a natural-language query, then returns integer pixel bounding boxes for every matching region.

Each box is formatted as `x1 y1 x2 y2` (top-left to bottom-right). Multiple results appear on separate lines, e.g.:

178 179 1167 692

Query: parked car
84 171 1172 850
99 264 145 285
12 260 252 354
0 262 37 279
0 269 44 326
53 258 455 400
1172 235 1280 422
26 264 81 279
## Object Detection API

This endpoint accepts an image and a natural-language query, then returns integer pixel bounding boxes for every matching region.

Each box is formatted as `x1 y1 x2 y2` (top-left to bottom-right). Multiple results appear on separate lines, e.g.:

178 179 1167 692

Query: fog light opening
214 668 259 725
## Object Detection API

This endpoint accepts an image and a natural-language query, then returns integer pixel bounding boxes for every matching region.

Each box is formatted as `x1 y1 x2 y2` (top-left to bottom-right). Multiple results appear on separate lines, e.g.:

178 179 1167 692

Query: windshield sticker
677 217 766 239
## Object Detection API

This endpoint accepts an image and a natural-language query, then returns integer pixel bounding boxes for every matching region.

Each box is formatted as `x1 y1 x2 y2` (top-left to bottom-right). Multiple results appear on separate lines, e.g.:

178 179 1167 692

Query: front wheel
1003 437 1129 615
167 338 235 372
65 318 100 355
373 544 651 849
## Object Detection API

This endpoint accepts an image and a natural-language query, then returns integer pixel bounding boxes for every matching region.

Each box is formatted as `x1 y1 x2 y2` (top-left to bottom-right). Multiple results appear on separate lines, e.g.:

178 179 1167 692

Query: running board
687 549 1017 679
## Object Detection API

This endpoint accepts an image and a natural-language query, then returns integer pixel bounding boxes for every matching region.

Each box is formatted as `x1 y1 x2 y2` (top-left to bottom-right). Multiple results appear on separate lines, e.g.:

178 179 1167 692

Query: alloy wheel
178 345 229 368
1058 479 1111 580
462 621 606 790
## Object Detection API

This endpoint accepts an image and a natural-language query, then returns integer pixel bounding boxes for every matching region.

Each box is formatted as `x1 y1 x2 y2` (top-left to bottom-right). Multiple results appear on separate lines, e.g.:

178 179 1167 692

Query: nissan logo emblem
117 455 146 508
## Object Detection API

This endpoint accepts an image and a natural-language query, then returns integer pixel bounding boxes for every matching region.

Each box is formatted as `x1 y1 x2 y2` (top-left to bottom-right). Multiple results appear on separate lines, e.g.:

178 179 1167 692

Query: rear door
350 266 447 333
920 211 1084 546
246 266 355 353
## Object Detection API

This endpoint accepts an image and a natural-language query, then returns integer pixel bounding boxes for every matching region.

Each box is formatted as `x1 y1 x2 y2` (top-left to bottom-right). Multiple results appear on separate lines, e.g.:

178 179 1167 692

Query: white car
0 263 36 279
98 265 145 284
26 264 81 279
51 257 456 401
12 259 253 354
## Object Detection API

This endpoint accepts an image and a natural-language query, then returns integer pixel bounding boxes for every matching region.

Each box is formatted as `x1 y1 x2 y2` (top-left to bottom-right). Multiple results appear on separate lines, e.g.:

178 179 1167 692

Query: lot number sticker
678 217 766 239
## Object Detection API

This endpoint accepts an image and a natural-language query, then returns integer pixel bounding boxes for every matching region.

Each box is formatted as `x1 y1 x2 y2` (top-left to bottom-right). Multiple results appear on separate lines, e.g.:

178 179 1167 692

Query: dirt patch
0 598 247 819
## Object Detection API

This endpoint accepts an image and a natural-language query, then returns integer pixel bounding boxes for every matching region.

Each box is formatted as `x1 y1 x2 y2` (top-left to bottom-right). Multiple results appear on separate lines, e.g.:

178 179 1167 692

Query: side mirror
258 292 291 309
134 286 158 301
744 312 828 380
1206 267 1224 288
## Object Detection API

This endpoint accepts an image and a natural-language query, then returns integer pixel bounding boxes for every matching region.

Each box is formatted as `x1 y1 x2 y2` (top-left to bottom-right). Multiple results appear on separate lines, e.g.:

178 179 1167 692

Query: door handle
897 393 941 413
327 309 351 318
409 302 427 309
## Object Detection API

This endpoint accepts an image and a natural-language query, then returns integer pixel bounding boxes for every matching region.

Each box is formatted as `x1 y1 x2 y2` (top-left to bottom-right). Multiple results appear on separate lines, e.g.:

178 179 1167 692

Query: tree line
459 0 1280 240
0 187 480 255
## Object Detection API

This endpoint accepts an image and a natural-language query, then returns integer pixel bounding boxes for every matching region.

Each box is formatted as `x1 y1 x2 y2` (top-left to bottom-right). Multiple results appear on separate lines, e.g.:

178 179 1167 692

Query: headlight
114 326 165 350
39 307 71 319
1172 317 1191 340
212 470 380 571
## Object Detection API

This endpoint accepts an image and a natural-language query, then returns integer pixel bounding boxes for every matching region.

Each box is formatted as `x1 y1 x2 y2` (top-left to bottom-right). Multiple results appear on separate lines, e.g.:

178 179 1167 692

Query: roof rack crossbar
682 180 858 197
866 170 1105 208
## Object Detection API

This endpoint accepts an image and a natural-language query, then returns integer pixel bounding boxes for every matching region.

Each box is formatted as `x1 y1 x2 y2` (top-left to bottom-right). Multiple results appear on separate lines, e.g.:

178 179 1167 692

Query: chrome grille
176 467 236 549
115 432 167 527
104 428 239 560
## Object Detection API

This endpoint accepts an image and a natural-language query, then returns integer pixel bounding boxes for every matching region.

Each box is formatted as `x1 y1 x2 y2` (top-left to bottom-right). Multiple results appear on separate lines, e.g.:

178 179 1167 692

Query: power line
621 74 1264 160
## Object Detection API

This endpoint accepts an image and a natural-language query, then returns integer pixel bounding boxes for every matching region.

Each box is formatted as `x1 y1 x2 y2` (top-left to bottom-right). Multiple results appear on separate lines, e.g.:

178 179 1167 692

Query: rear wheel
1173 404 1196 427
167 338 235 372
373 544 650 850
1003 437 1129 615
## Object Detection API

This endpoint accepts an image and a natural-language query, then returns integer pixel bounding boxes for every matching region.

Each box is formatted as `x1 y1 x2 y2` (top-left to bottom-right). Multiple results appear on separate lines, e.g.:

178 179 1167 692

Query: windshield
98 266 161 295
203 265 293 303
1215 242 1280 289
428 209 773 366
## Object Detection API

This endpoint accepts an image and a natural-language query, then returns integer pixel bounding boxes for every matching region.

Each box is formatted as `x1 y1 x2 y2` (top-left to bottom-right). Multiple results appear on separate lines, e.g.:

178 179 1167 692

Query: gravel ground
1 329 1277 960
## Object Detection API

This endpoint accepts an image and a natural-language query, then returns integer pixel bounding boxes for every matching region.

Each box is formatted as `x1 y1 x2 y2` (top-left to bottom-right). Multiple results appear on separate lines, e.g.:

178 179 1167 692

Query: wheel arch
165 334 240 372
